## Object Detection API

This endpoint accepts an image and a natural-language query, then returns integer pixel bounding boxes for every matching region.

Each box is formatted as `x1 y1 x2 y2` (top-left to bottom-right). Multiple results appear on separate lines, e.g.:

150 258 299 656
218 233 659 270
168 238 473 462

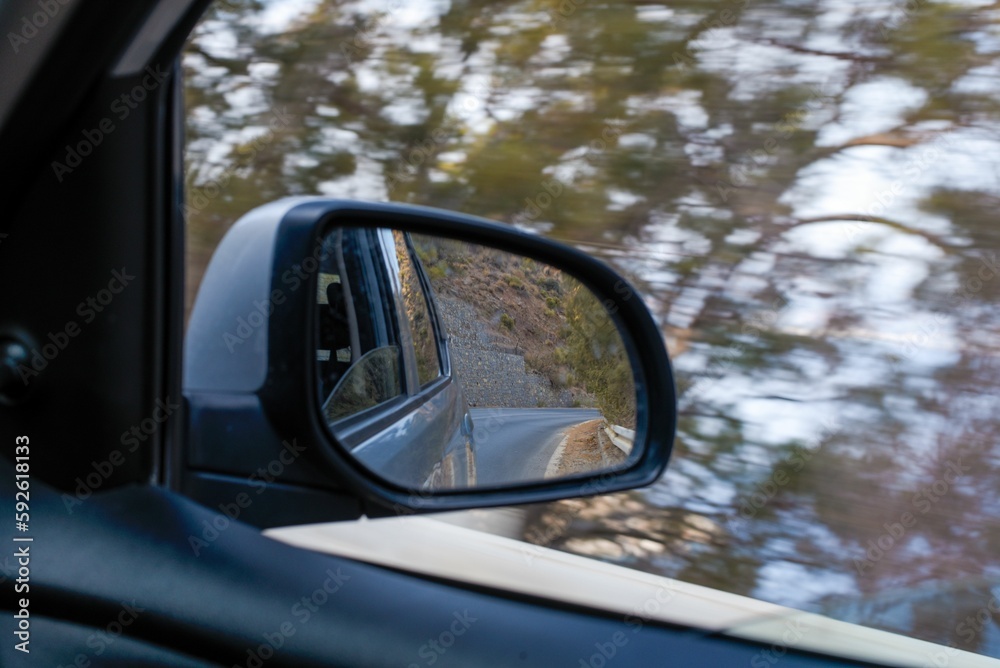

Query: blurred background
183 0 1000 656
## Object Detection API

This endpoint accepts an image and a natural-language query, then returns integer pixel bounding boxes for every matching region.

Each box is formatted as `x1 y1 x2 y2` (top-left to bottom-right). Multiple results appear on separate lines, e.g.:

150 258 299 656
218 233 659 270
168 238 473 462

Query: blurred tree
184 0 1000 655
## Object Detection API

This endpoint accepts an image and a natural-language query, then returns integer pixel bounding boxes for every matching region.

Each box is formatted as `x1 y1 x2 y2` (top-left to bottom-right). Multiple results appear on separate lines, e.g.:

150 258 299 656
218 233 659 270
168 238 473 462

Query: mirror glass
315 227 639 491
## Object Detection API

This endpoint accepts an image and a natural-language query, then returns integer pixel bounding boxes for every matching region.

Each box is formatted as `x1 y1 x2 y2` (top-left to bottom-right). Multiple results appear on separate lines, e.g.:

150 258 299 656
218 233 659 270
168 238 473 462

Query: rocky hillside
413 233 633 426
436 294 577 408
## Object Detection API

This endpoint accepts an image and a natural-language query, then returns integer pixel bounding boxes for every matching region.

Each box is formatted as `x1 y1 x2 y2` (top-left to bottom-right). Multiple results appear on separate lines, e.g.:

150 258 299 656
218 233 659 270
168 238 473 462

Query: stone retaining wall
436 294 575 408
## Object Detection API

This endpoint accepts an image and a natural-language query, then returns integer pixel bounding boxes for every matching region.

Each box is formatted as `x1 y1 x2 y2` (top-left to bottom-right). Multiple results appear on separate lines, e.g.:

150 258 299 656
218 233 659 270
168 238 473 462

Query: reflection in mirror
315 227 638 491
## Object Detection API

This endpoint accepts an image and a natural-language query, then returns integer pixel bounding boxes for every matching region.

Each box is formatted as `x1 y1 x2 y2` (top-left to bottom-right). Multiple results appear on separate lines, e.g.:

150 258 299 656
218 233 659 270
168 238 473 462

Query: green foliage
562 283 635 428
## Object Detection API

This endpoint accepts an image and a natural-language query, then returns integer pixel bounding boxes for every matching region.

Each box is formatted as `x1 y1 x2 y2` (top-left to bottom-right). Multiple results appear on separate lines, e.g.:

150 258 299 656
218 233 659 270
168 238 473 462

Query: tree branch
786 214 955 253
815 126 948 159
760 38 886 63
187 45 246 72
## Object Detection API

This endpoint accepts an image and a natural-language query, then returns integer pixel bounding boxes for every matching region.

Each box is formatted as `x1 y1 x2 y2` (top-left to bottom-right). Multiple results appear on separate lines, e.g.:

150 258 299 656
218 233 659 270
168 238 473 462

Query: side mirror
182 198 676 526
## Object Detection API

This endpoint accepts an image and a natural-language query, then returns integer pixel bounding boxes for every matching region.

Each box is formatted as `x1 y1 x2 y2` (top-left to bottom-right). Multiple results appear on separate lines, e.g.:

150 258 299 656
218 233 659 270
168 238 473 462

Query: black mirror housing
183 198 677 525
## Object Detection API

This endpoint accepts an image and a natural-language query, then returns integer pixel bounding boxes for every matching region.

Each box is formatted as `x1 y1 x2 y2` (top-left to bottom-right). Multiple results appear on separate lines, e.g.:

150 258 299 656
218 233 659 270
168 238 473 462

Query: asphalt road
469 407 602 486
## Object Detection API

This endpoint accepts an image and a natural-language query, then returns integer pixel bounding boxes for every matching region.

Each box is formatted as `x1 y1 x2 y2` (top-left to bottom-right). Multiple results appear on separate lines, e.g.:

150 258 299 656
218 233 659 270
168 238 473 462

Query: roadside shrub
539 277 561 294
563 283 636 428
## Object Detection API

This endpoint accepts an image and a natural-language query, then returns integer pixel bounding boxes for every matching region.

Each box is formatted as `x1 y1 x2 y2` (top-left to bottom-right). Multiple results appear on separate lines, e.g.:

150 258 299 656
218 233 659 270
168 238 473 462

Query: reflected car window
318 228 405 420
392 230 442 387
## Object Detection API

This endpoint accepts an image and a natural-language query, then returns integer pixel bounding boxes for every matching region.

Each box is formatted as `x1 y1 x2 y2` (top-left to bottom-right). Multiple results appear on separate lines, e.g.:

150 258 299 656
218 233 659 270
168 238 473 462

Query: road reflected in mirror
315 227 638 491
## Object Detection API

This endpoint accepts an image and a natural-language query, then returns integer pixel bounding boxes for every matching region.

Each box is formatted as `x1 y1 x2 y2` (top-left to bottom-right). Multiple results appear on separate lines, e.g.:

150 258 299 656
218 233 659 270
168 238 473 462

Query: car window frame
394 230 446 387
320 226 408 421
320 225 457 450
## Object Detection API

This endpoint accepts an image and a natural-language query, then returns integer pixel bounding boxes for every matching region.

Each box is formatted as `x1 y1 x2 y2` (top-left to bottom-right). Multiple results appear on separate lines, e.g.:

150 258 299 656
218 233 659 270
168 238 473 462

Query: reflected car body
315 227 476 489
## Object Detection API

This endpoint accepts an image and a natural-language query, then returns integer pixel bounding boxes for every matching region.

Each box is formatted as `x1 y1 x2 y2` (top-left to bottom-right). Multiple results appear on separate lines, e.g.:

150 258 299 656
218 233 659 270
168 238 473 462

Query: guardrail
603 422 634 455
